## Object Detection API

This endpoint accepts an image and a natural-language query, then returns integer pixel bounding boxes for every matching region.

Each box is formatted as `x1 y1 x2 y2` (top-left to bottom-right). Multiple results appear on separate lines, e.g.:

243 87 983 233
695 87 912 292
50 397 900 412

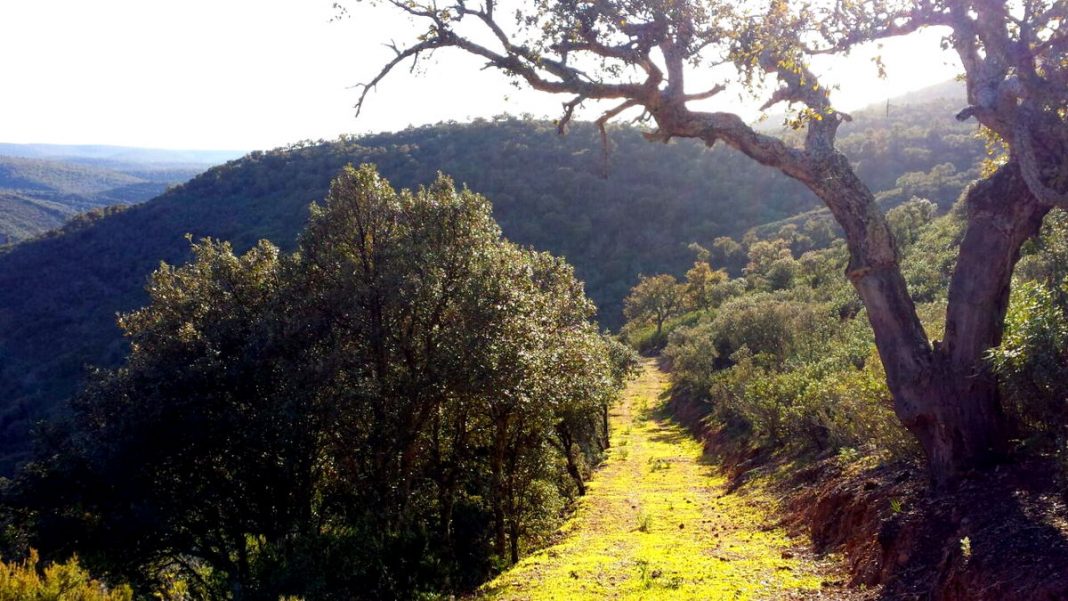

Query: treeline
2 166 636 600
623 199 1068 462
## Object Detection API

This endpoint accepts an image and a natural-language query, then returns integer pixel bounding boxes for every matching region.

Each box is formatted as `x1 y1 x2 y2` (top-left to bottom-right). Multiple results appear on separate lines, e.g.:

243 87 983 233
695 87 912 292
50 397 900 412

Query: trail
476 360 842 600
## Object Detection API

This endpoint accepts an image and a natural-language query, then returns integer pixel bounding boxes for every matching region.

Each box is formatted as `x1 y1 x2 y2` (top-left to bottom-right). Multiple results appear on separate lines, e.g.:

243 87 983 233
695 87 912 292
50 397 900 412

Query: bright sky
0 0 963 152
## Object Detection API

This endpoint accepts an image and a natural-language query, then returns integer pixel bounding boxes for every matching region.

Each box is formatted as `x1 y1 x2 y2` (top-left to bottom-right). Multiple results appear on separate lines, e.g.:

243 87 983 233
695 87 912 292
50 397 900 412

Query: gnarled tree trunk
921 161 1048 482
802 156 1045 489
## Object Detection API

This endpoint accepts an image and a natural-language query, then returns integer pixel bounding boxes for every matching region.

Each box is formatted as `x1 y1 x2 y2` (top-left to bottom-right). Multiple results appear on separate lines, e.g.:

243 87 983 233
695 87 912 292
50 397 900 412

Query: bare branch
355 38 447 118
682 85 726 102
558 95 586 134
594 98 639 176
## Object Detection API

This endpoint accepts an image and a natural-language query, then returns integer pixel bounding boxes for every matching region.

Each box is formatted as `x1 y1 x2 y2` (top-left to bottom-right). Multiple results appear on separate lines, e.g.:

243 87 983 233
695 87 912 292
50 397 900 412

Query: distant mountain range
0 144 245 244
0 143 243 168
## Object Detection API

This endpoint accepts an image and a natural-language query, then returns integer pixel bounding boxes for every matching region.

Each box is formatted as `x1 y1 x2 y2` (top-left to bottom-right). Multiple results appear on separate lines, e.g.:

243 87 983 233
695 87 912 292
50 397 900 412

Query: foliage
899 200 966 303
10 166 629 600
989 281 1068 442
644 198 1068 464
361 0 1068 485
0 550 132 601
696 298 914 457
623 274 686 340
649 212 962 460
0 100 985 474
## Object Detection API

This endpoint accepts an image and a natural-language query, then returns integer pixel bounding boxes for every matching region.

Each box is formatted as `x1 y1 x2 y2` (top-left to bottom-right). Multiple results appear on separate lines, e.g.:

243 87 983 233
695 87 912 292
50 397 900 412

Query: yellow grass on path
476 359 839 600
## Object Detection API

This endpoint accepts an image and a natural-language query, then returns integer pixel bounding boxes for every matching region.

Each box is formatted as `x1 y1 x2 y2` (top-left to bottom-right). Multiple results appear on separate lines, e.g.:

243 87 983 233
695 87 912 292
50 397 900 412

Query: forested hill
0 155 207 244
0 89 982 472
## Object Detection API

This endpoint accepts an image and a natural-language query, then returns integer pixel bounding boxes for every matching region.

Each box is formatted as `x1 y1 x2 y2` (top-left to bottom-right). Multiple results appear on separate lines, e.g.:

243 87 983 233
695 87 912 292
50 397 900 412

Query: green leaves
19 164 624 600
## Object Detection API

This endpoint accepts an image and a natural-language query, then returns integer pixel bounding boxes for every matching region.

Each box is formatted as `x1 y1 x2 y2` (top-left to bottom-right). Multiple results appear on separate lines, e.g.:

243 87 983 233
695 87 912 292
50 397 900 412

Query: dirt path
476 360 843 600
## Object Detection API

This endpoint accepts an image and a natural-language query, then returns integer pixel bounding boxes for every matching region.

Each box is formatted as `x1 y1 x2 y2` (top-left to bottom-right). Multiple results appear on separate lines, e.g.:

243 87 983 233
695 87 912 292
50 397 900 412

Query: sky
0 0 963 152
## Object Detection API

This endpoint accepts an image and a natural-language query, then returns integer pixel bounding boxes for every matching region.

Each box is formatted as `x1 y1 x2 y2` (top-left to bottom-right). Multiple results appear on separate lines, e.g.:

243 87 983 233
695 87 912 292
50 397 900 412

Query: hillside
0 155 207 244
0 91 983 473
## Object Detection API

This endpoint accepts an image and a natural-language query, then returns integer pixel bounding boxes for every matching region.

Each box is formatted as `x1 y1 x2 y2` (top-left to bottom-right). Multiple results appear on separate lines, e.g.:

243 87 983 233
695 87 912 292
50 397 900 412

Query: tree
14 165 629 599
744 238 797 291
357 0 1068 488
684 259 729 309
623 274 686 338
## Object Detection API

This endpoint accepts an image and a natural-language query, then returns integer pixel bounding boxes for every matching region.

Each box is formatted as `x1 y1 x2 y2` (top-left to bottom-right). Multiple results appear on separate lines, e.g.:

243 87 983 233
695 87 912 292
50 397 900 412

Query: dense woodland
368 0 1068 493
0 86 985 473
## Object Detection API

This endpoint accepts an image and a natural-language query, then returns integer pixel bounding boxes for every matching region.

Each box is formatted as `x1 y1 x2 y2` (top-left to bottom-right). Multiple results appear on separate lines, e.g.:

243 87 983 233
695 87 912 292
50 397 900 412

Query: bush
639 204 981 465
666 294 917 459
622 310 701 354
989 281 1068 442
663 317 720 397
0 550 132 601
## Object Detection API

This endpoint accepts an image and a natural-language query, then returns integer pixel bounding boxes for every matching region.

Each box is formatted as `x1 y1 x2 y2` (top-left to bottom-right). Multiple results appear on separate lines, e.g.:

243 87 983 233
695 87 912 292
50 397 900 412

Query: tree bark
799 157 1045 488
647 101 1033 488
365 0 1068 493
918 162 1048 484
509 520 520 565
553 424 587 495
490 416 508 560
601 405 610 450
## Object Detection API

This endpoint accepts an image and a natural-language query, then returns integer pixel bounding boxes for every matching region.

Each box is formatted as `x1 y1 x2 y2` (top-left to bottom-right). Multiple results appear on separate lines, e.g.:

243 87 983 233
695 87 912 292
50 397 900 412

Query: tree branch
355 39 448 118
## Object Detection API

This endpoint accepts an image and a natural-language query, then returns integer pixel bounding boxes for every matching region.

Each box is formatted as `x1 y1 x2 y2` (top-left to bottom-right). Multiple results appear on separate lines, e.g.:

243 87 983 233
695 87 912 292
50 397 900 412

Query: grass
473 360 835 600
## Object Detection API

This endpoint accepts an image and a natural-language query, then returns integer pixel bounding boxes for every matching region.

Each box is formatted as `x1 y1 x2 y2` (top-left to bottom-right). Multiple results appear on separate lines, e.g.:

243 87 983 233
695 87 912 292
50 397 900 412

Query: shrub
989 281 1068 442
0 550 132 601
